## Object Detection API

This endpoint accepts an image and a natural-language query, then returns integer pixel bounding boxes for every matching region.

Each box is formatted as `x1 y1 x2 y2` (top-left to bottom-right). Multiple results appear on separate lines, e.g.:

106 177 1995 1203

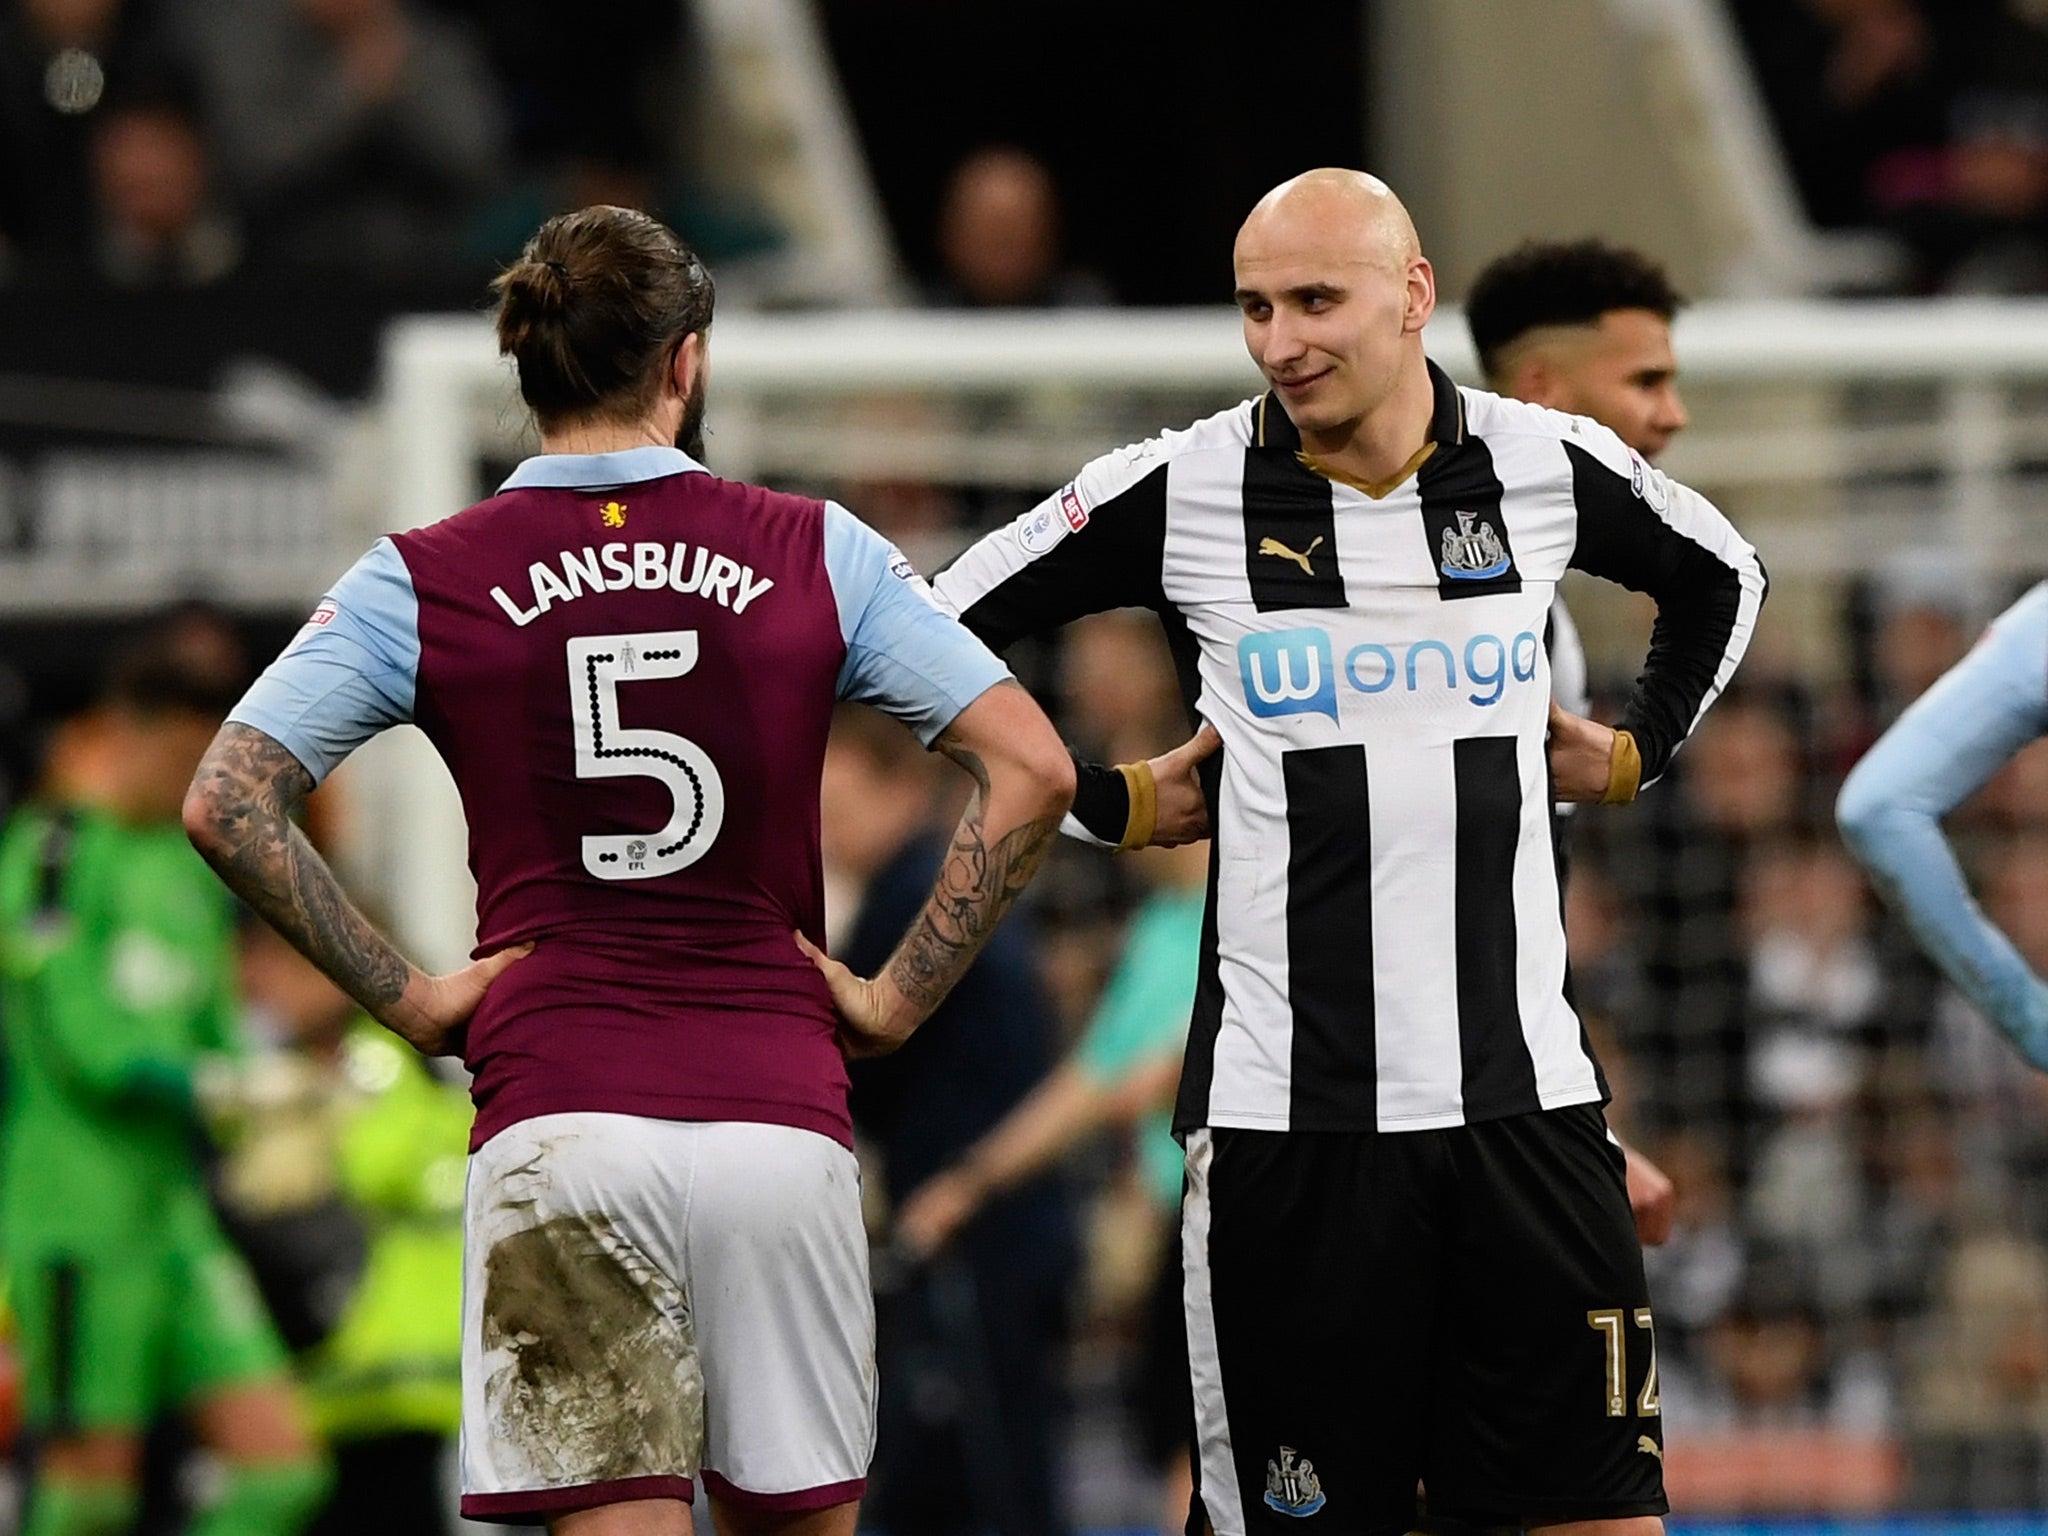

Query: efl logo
1239 628 1338 721
1059 484 1089 532
1628 450 1670 513
1015 503 1068 557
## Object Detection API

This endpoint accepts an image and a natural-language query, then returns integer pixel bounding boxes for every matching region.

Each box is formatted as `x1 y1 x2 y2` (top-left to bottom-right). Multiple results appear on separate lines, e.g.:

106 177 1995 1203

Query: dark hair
103 603 249 718
492 205 715 431
1465 240 1684 381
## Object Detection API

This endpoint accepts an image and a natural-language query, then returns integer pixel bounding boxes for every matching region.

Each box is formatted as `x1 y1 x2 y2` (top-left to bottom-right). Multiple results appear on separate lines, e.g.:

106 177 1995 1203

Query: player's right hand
795 930 918 1058
386 944 532 1057
1145 723 1222 846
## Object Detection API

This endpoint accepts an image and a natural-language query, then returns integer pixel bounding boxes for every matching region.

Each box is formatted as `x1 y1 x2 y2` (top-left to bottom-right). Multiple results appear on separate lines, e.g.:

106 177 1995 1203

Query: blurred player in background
1838 584 2048 1069
1465 238 1698 1245
0 622 329 1536
182 205 1074 1536
892 835 1207 1536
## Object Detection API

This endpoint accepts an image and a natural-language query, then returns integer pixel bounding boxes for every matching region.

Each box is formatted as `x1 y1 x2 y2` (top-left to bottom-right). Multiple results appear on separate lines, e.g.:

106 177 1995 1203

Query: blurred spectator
222 922 474 1536
1926 836 2048 1115
1731 0 1970 232
893 838 1207 1536
1690 1264 1895 1432
929 146 1109 308
826 704 1077 1536
1934 1 2048 289
1644 1134 1747 1349
1876 595 1972 712
0 0 174 268
1854 1089 1963 1325
1587 692 1806 1154
1745 840 1883 1118
87 72 240 285
1033 613 1185 1032
164 0 506 280
1059 610 1185 770
1904 1230 2048 1505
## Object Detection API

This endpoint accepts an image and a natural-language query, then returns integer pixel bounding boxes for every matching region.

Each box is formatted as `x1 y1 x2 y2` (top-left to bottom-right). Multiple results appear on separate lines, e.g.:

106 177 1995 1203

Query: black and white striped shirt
933 361 1767 1135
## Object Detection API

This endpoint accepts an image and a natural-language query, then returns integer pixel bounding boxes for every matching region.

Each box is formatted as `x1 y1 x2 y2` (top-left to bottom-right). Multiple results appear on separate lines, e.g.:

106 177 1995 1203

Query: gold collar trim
1297 440 1437 500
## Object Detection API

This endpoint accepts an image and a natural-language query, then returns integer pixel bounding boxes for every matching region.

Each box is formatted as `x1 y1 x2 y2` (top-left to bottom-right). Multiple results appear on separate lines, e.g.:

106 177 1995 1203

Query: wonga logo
1239 625 1545 718
1239 628 1338 720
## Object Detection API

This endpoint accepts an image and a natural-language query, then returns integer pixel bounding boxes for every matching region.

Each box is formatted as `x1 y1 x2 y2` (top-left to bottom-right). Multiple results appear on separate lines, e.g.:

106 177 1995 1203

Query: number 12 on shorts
1586 1307 1660 1418
567 630 726 881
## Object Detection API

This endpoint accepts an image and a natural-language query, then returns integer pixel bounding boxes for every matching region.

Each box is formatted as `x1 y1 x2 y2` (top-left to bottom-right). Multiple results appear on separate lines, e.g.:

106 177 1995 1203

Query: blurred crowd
15 0 2048 302
1564 576 2048 1511
0 0 693 290
1735 0 2048 291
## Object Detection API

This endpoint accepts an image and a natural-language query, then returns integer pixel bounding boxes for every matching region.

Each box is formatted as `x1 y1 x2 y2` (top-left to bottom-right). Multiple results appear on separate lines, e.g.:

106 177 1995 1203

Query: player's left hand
386 943 533 1057
795 931 918 1058
1623 1141 1676 1246
1548 700 1617 802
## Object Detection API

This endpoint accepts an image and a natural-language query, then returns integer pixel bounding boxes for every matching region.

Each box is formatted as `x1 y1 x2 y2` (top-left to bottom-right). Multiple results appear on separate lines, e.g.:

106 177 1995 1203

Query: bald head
1232 168 1436 452
1237 168 1420 276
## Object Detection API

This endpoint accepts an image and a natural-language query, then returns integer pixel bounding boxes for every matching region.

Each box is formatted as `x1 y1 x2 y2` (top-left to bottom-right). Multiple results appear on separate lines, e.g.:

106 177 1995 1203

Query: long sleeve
1563 432 1768 785
1838 584 2048 1064
933 439 1180 845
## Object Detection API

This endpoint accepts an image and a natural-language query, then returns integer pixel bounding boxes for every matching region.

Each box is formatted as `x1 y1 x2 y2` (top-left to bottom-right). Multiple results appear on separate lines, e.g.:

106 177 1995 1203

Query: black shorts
1183 1104 1666 1536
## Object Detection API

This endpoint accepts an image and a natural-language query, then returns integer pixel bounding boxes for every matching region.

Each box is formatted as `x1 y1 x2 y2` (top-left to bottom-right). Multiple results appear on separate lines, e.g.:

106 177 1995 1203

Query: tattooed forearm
184 724 413 1016
883 739 1063 1014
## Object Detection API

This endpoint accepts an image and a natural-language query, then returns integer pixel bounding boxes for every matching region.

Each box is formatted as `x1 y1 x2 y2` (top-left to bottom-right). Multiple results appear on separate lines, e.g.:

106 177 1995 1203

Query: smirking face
1232 175 1434 451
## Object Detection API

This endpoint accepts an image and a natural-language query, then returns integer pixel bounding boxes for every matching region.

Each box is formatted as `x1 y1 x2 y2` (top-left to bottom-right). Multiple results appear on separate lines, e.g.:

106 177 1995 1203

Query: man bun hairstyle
493 205 715 431
1465 239 1684 382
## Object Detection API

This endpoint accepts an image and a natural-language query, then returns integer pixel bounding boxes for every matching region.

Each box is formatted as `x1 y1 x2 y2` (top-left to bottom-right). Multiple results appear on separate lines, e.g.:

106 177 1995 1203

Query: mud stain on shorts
481 1212 704 1485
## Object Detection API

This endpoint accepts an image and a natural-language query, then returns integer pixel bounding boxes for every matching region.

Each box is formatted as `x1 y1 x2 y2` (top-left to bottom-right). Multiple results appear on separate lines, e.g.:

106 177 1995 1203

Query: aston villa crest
1439 510 1511 580
1264 1447 1326 1517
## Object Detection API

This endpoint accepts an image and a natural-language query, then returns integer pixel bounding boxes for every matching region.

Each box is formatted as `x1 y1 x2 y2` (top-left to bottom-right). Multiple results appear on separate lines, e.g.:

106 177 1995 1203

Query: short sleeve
823 502 1011 744
228 538 421 783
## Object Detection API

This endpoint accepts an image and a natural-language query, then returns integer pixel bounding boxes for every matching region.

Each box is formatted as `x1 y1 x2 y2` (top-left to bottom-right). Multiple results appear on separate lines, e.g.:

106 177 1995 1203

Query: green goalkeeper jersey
0 802 241 1253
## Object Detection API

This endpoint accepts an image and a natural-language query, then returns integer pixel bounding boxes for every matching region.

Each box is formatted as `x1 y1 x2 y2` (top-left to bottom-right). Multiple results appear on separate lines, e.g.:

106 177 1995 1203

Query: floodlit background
7 0 2048 1532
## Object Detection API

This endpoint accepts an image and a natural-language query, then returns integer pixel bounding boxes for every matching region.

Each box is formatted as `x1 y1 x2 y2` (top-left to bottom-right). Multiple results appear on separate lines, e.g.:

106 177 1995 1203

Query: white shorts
458 1113 876 1524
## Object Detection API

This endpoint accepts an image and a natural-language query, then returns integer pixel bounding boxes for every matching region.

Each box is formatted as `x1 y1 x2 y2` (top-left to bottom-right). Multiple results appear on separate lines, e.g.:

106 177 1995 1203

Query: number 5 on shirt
566 630 726 881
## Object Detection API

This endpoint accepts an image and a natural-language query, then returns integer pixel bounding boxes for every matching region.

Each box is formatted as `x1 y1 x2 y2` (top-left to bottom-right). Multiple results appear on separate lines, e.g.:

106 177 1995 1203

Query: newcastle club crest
1263 1447 1326 1518
1439 509 1511 580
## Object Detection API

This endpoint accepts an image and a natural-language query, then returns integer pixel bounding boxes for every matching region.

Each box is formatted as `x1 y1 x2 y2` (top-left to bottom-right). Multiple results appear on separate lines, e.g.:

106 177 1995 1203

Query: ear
672 330 707 399
1514 355 1570 411
1402 255 1437 335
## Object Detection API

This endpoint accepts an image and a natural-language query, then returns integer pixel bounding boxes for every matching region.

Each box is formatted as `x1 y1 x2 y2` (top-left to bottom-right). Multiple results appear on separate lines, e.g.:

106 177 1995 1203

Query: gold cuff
1602 730 1642 805
1116 760 1157 850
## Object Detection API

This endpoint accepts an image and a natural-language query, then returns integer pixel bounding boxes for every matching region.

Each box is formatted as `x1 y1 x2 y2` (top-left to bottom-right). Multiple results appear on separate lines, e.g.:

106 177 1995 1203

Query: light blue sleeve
823 502 1011 744
1837 582 2048 1065
227 538 420 784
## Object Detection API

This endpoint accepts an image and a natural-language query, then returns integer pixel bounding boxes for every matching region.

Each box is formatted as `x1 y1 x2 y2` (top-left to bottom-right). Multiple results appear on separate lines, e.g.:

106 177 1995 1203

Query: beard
675 374 708 462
